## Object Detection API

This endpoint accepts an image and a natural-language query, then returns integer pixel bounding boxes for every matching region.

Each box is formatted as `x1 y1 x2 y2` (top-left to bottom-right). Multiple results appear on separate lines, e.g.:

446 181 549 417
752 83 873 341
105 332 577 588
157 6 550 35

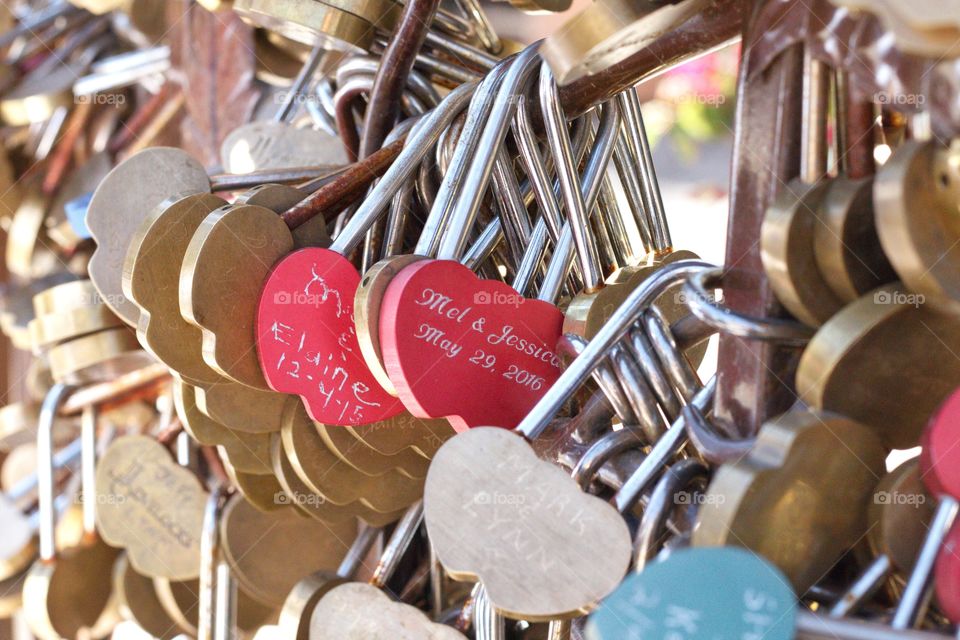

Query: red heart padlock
379 260 564 431
257 247 404 425
920 388 960 499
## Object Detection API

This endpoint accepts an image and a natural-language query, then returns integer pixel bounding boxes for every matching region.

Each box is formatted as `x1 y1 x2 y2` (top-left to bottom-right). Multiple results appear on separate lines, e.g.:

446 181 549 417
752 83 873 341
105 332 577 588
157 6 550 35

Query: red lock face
921 388 960 499
379 260 564 432
256 248 404 426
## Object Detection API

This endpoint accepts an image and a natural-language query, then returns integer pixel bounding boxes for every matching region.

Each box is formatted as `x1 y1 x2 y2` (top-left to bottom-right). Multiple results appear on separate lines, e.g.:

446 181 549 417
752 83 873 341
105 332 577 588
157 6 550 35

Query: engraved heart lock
256 81 476 425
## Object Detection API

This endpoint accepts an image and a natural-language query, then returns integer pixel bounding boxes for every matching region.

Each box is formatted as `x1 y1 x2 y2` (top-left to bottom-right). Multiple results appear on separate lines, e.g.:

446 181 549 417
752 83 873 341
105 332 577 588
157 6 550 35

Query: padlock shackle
5 436 81 503
613 378 715 515
80 405 98 538
274 42 325 124
557 334 636 427
572 429 638 491
417 59 510 258
800 49 830 185
519 261 712 440
337 523 382 579
436 45 541 262
198 485 230 640
370 502 423 588
617 89 671 253
634 458 708 570
538 96 620 304
37 383 77 562
540 61 604 292
329 80 476 257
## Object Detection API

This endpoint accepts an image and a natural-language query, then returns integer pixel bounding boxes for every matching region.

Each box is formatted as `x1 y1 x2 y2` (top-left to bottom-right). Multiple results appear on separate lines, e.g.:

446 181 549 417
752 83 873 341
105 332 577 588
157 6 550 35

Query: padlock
692 408 887 592
828 458 934 618
889 387 960 629
812 79 895 302
22 386 120 640
761 50 844 327
276 524 380 638
423 272 694 619
218 491 356 607
111 553 181 639
221 42 348 173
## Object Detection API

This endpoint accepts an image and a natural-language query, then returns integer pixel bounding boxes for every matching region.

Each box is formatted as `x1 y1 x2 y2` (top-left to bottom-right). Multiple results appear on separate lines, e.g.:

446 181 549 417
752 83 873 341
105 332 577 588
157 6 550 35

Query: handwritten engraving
106 460 197 548
258 248 402 425
95 436 207 580
424 428 632 619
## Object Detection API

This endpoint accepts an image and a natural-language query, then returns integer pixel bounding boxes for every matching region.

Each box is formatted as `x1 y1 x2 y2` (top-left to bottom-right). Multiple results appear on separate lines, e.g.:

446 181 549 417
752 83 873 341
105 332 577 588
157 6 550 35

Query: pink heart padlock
379 260 563 431
257 247 404 425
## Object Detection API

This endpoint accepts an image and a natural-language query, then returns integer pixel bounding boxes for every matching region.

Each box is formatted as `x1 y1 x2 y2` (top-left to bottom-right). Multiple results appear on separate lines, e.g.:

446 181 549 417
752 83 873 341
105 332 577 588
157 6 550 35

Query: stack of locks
0 0 957 638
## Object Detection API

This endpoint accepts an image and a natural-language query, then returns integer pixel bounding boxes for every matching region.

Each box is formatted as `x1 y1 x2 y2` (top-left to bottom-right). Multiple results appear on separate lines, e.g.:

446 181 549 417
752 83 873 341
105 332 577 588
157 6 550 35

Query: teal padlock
586 547 796 640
